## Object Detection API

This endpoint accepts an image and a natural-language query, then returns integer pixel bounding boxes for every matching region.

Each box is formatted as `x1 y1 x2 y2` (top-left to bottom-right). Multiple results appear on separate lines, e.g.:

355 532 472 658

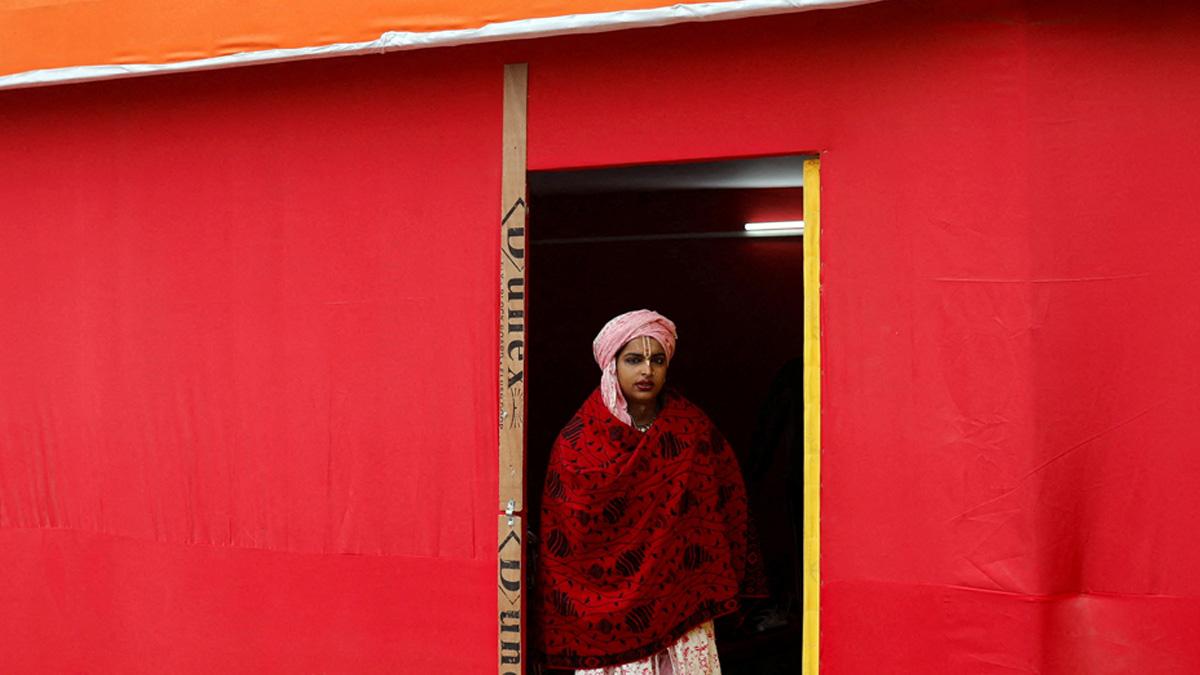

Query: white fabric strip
0 0 882 90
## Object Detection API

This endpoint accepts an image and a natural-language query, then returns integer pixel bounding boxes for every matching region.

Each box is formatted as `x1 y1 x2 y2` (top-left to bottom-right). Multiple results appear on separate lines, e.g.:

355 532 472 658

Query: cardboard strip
498 514 525 675
498 62 528 675
801 157 821 675
500 62 528 513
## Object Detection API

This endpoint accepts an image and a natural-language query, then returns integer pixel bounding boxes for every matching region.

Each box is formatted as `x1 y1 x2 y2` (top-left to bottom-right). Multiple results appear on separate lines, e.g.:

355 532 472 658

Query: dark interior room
527 156 808 674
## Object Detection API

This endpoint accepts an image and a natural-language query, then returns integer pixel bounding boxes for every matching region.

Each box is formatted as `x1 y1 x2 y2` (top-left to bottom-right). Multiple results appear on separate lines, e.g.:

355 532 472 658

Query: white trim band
0 0 882 90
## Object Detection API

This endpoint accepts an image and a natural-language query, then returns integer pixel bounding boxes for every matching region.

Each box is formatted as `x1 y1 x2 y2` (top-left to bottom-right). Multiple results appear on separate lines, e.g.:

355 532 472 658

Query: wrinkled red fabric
537 388 765 669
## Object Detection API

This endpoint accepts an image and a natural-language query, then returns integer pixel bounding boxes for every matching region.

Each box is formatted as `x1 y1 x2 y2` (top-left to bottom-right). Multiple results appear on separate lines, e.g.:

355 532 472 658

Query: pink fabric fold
591 309 678 425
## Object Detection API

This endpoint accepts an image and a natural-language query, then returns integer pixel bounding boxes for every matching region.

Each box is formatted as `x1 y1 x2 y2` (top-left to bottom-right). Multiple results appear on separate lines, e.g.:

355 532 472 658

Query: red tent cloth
3 0 1200 672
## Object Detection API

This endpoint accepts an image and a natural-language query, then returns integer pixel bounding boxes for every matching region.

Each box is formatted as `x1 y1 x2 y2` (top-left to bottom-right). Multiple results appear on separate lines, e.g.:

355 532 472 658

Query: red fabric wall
517 0 1200 671
0 53 502 672
3 0 1200 672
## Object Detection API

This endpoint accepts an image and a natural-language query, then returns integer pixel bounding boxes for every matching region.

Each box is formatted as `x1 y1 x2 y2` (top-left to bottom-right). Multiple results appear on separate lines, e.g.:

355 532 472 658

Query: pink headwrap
592 309 678 425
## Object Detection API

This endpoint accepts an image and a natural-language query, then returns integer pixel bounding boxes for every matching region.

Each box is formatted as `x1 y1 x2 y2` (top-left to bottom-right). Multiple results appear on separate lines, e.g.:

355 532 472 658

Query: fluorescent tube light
744 220 804 235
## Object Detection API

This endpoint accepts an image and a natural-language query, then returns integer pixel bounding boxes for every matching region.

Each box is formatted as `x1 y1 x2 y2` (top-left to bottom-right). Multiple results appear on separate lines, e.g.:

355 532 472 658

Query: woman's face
616 336 669 406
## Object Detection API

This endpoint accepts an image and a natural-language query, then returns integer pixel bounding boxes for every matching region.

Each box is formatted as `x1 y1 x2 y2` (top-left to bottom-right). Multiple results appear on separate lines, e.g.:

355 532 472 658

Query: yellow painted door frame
802 157 821 675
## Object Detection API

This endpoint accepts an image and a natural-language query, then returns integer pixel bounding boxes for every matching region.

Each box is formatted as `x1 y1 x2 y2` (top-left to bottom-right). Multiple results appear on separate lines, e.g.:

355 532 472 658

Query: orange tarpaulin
0 0 879 86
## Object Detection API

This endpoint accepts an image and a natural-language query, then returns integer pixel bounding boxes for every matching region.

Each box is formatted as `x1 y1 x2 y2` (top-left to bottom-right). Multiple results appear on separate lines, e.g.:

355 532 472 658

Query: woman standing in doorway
537 310 764 674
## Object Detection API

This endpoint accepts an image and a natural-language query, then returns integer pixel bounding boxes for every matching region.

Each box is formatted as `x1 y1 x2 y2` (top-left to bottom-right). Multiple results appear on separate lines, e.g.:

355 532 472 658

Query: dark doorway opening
528 156 809 674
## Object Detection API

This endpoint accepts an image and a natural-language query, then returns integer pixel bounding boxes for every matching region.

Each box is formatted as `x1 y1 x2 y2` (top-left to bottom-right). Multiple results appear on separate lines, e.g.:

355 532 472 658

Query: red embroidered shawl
536 388 765 669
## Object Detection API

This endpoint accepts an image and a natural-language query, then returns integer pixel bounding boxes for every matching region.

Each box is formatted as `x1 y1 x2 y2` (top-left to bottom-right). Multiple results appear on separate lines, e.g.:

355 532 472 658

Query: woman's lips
635 381 655 391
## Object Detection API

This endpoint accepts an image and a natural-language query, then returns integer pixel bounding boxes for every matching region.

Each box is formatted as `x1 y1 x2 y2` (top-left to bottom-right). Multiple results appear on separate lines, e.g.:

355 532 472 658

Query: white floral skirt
576 621 721 675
